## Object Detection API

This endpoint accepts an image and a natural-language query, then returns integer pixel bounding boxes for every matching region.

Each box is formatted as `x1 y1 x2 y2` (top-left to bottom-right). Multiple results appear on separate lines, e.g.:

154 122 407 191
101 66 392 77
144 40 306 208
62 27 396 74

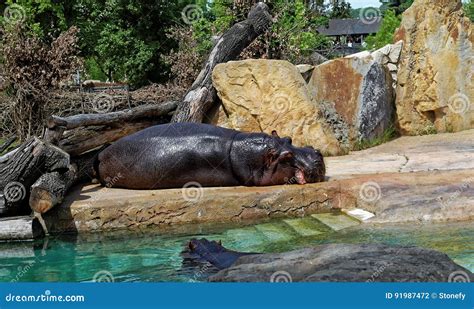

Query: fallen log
0 216 44 241
172 2 272 123
0 137 70 216
29 169 76 214
58 119 165 156
29 146 106 214
47 101 177 130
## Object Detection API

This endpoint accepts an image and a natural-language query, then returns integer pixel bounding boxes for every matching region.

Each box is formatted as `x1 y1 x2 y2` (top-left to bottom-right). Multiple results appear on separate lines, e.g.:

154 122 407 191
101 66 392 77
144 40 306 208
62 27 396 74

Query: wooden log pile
0 2 272 240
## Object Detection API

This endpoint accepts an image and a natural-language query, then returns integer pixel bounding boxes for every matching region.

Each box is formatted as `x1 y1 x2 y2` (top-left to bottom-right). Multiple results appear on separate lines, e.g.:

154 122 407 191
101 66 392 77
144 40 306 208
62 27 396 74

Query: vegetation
364 9 401 50
353 126 399 151
464 0 474 22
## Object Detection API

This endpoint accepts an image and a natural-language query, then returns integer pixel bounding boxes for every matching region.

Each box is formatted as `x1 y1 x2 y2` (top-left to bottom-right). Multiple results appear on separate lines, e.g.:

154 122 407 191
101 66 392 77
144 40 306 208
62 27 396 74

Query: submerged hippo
95 123 325 189
182 238 258 270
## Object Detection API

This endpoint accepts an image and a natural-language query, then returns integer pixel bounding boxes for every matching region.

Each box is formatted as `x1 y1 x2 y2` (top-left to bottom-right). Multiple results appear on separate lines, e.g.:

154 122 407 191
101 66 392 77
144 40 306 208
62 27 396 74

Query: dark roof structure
317 18 382 36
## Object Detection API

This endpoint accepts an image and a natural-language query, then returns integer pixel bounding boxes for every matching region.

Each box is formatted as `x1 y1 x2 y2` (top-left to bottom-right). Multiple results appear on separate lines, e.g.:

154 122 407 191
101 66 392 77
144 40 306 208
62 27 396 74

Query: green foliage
188 0 330 62
380 0 414 15
353 126 398 151
464 0 474 22
68 0 194 87
329 0 352 19
364 10 401 50
0 0 67 38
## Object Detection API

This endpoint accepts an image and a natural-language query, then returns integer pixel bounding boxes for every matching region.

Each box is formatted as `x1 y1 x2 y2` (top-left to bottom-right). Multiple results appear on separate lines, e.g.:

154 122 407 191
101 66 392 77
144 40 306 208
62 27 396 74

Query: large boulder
211 59 343 156
394 0 474 135
209 243 474 282
308 52 395 148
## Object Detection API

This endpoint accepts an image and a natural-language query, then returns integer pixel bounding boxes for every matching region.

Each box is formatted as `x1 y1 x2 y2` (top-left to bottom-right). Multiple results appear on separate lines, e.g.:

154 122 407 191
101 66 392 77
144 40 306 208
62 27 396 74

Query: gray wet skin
96 123 325 189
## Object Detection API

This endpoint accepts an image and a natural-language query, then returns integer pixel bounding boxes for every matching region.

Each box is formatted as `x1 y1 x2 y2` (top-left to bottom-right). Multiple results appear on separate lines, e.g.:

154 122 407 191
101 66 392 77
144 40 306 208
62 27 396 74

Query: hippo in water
181 238 258 270
95 123 325 189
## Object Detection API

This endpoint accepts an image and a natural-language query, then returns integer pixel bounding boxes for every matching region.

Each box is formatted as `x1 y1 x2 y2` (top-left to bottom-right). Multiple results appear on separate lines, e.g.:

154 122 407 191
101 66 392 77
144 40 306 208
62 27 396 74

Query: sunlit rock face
211 59 342 156
308 51 396 147
394 0 474 135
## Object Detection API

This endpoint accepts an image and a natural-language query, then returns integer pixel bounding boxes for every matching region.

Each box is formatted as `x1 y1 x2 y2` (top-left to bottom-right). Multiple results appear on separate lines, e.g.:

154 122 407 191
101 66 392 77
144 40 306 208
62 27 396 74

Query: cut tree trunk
58 120 165 157
29 146 107 214
44 102 176 156
0 137 70 216
0 216 44 240
29 169 76 214
171 2 272 123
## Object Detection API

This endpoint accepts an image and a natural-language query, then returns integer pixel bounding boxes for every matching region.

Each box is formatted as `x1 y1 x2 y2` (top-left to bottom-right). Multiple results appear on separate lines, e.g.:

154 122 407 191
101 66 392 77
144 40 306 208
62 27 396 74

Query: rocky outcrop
211 59 342 156
308 51 395 147
209 243 474 282
394 0 474 135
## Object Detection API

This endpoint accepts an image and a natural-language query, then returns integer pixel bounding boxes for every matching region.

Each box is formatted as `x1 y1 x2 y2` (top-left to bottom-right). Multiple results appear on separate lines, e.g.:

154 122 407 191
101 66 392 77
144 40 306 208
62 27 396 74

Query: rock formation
394 0 473 135
308 50 396 146
211 59 342 156
209 243 474 282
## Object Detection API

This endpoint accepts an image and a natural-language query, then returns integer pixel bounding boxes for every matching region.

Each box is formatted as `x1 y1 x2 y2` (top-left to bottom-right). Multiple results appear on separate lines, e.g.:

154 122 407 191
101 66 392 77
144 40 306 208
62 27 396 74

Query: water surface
0 215 472 282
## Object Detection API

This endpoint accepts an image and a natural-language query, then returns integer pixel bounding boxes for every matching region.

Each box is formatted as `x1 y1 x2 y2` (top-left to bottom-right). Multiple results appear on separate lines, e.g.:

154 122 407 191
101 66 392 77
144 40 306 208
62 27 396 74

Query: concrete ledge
44 129 474 233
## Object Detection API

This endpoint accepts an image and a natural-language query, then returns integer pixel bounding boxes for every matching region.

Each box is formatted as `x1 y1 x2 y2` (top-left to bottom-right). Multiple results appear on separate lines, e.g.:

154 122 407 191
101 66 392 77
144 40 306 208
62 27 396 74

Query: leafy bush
364 10 401 50
464 0 474 22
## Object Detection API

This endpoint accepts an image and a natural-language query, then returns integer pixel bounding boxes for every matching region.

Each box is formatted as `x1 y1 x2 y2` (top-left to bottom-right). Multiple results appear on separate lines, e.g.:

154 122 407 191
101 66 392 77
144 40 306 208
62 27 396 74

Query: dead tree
172 2 272 123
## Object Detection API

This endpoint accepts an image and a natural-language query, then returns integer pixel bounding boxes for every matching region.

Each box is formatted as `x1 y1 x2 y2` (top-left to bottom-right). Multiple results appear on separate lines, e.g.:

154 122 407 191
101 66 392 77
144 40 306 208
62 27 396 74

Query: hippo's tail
90 144 111 185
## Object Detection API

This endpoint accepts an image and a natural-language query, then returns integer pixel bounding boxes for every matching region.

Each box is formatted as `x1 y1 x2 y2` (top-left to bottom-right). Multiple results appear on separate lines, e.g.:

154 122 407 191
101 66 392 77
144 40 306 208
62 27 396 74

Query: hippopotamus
95 123 325 189
181 238 258 270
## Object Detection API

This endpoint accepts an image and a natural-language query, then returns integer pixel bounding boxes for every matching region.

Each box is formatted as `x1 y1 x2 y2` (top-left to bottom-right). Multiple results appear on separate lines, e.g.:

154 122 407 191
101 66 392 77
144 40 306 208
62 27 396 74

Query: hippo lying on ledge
95 123 325 189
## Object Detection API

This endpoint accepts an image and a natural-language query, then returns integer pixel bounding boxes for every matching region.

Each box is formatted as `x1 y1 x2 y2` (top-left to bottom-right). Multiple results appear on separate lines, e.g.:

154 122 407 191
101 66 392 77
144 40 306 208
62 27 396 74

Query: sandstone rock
394 0 474 135
309 51 328 65
209 243 474 282
295 64 314 82
371 41 403 65
308 53 395 147
211 59 342 156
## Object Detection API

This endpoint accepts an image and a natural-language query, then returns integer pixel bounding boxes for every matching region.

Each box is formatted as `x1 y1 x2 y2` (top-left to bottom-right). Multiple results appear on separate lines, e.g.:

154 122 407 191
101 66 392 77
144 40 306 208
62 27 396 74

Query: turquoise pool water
0 214 472 282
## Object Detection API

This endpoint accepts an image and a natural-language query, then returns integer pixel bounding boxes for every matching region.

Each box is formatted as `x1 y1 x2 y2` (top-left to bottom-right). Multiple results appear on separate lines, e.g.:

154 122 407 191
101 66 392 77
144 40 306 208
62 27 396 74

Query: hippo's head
260 131 326 185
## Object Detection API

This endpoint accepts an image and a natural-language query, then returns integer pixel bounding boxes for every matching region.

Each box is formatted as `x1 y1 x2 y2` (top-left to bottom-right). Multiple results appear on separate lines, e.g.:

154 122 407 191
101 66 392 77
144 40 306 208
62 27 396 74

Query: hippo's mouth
295 169 307 185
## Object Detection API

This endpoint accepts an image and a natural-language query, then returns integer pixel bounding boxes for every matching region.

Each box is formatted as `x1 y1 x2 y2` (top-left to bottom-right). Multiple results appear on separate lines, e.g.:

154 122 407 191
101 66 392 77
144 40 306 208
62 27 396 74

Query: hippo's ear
188 242 196 251
271 130 279 138
264 148 279 167
218 240 222 246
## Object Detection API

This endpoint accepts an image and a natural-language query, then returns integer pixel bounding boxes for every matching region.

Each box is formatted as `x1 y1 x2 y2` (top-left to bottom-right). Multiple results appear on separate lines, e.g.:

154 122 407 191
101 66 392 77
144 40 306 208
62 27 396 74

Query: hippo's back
97 123 241 189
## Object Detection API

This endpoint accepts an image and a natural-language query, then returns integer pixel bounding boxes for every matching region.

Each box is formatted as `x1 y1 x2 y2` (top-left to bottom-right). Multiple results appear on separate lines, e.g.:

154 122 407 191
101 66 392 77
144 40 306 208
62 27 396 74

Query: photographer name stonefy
385 292 467 301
